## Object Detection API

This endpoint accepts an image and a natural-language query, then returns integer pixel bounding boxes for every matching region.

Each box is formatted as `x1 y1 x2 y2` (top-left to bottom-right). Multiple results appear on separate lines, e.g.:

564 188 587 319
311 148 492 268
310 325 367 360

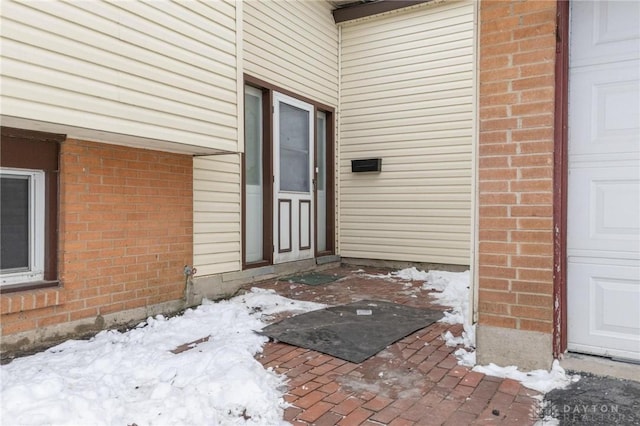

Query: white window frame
0 167 45 285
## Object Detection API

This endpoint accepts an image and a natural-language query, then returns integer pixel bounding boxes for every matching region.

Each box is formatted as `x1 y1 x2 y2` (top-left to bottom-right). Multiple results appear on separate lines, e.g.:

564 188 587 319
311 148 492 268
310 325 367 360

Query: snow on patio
0 289 324 426
1 268 578 425
370 267 579 394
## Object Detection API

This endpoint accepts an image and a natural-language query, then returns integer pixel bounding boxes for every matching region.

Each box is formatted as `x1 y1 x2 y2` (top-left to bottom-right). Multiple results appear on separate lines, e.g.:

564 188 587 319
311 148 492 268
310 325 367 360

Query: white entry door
273 92 314 263
567 1 640 361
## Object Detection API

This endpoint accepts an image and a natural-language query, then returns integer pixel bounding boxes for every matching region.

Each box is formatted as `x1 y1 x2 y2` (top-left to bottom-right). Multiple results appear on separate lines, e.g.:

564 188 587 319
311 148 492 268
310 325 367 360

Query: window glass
244 86 264 263
316 111 327 252
280 102 310 193
0 175 30 271
245 91 262 186
317 113 326 192
0 168 45 285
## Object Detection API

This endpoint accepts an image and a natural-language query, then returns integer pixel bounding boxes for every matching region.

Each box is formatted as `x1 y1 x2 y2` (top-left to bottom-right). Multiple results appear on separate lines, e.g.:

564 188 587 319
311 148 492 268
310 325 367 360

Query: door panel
570 0 640 68
567 261 640 358
567 1 640 361
299 200 311 250
568 167 640 257
278 199 292 253
273 92 314 263
569 61 639 159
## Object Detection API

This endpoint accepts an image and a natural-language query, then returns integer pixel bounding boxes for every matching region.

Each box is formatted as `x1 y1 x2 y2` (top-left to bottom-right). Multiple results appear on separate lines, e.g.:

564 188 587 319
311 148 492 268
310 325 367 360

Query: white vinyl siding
193 1 339 276
0 0 240 154
339 0 475 265
243 0 339 107
193 155 242 276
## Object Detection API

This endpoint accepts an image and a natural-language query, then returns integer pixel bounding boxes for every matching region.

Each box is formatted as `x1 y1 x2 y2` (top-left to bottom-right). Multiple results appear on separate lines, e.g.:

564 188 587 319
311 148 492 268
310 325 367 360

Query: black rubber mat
260 300 442 363
286 272 342 286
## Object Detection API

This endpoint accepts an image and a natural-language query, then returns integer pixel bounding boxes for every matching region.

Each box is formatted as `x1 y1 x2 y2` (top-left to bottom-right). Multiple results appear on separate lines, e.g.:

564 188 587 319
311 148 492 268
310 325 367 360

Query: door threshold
561 353 640 382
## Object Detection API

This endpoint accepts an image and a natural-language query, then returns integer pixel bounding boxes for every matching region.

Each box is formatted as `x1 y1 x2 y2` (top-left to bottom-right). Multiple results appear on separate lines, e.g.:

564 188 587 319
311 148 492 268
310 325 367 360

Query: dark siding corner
333 0 431 24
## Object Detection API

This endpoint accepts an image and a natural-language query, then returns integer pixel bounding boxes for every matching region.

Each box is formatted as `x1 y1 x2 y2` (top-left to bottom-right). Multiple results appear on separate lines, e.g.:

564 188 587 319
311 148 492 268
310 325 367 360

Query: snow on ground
0 288 325 426
423 270 476 367
370 267 476 366
2 269 579 425
383 268 578 396
473 360 580 394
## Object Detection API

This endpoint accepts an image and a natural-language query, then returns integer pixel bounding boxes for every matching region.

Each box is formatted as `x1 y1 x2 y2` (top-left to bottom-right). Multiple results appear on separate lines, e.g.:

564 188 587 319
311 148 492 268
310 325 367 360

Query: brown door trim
553 0 570 358
323 110 336 255
1 127 64 286
313 108 336 258
243 75 337 268
245 74 335 114
264 89 274 265
313 106 320 257
242 86 273 270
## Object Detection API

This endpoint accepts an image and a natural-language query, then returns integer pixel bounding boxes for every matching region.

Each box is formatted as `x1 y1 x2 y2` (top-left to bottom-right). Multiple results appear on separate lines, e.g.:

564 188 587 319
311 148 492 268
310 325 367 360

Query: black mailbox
351 158 382 173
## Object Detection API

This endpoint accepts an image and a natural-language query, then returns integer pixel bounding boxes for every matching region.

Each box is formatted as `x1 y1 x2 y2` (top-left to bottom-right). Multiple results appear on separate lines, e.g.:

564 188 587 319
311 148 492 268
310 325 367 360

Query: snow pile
382 268 580 397
372 267 472 336
366 266 476 367
389 267 430 281
234 287 326 318
473 360 580 394
420 270 476 366
422 271 473 336
365 266 429 282
367 267 476 366
0 288 325 426
363 267 580 403
453 347 477 368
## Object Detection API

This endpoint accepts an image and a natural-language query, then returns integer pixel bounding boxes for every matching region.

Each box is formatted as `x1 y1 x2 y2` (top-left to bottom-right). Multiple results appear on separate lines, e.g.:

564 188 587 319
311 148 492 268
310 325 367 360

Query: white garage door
567 1 640 361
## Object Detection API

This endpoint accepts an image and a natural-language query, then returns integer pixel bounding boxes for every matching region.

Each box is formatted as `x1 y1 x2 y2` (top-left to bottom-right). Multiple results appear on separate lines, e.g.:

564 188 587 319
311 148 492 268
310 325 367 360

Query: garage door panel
569 61 640 158
595 277 640 336
568 1 640 361
568 167 640 254
570 1 640 68
567 261 640 360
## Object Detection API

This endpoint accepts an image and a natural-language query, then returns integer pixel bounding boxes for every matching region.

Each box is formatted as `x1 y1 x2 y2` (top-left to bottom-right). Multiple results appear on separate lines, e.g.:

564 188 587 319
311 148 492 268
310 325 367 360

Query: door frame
552 0 569 358
242 74 336 269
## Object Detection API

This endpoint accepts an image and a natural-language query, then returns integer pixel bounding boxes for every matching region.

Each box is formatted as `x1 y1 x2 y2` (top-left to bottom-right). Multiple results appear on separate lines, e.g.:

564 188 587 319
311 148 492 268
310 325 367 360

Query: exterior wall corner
476 0 559 366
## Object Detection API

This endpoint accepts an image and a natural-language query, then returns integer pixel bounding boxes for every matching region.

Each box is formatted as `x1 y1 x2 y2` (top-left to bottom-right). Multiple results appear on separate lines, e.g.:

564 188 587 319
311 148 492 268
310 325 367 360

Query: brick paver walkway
249 266 540 425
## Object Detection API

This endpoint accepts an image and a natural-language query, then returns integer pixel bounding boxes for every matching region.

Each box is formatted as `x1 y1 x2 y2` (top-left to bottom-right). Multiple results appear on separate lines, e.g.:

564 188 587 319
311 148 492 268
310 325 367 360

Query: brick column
476 0 558 370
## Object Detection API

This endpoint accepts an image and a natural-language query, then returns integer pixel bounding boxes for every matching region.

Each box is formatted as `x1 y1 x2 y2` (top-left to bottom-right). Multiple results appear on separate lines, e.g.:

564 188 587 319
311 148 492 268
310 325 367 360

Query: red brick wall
1 140 193 337
477 0 557 334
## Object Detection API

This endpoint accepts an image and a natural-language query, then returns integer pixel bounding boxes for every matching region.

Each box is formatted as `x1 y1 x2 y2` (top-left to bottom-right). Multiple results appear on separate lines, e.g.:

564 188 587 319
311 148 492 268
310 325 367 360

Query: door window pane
245 91 262 186
317 113 327 192
317 111 327 252
1 175 30 271
280 102 310 193
244 86 264 262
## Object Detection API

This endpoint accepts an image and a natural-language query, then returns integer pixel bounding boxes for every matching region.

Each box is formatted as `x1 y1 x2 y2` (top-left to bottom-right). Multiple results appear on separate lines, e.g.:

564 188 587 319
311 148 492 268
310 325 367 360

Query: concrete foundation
1 299 185 362
476 324 553 371
189 257 341 305
341 257 469 273
561 353 640 382
2 257 341 361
